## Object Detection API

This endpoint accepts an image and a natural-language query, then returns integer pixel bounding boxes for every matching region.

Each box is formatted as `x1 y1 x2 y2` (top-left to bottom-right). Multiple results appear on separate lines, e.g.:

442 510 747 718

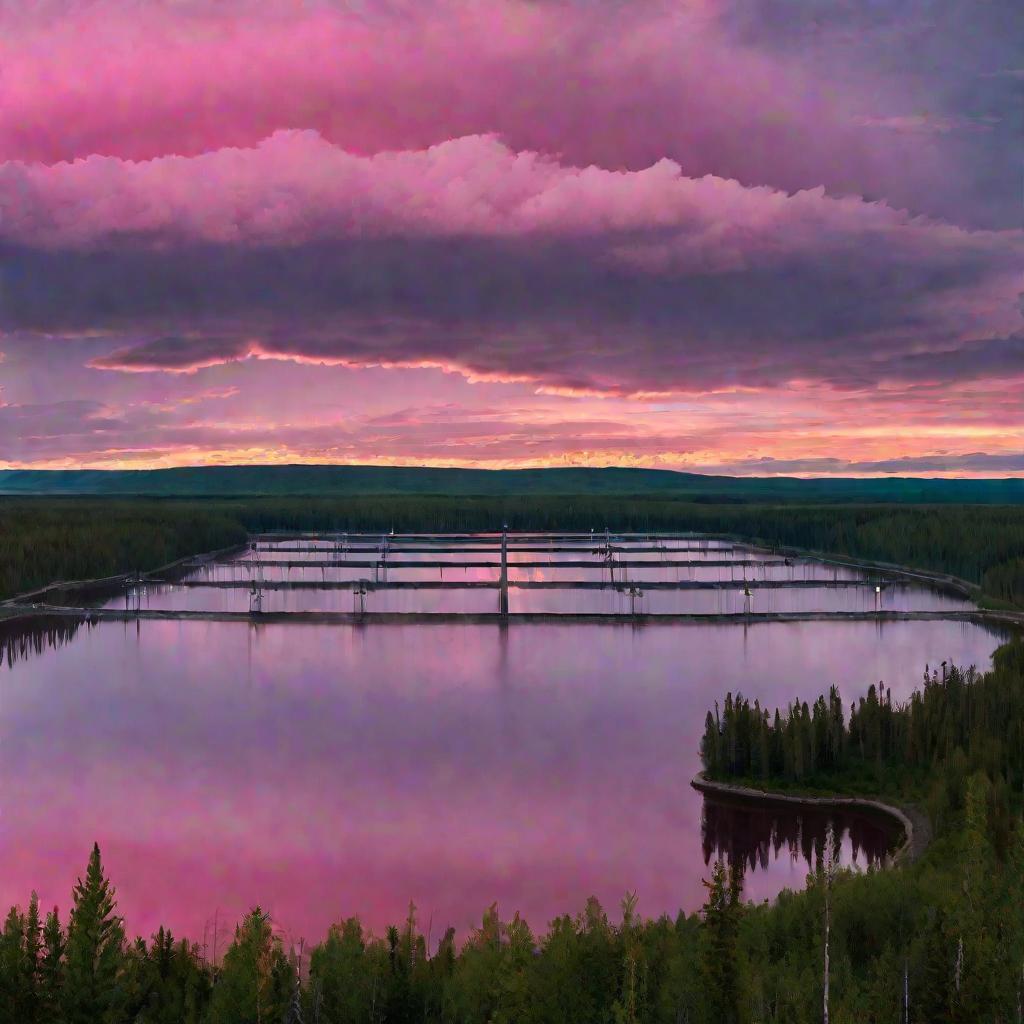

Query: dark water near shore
699 795 902 902
0 612 1004 943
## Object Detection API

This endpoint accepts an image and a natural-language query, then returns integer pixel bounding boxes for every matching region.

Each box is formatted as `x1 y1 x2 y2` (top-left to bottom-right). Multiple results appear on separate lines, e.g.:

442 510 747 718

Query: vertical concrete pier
499 524 509 618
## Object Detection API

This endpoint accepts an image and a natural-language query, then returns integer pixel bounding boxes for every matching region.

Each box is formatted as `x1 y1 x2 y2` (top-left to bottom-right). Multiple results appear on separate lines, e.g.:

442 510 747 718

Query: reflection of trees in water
701 796 898 875
1 616 87 668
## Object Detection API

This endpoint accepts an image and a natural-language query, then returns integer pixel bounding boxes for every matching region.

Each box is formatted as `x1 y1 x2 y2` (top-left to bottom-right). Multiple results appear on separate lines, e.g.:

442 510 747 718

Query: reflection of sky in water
102 582 971 615
510 564 866 583
239 551 776 565
176 562 863 584
0 616 1004 944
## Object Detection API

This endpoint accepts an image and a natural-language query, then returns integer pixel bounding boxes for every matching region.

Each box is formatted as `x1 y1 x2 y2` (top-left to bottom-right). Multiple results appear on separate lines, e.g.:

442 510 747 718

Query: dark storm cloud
4 227 1019 395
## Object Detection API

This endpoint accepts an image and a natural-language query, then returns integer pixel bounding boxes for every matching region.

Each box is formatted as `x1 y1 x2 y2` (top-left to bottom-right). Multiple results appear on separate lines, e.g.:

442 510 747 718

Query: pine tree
18 893 43 1024
1 904 26 1021
63 844 125 1024
700 861 742 1024
701 710 721 775
208 908 292 1024
39 906 65 1022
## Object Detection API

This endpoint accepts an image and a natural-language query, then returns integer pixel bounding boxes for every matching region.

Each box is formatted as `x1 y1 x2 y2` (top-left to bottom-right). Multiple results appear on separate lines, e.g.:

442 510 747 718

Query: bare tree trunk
823 888 830 1024
904 958 909 1024
312 978 323 1024
823 822 835 1024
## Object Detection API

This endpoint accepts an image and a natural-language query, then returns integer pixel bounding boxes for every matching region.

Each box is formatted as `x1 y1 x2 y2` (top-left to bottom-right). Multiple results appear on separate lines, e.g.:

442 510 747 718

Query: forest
0 502 247 601
4 638 1024 1023
701 642 1024 822
3 496 1024 605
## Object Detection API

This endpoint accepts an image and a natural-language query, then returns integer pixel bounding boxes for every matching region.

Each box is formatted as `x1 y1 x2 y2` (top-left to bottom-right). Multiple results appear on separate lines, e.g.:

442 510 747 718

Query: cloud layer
3 132 1021 398
1 0 1021 473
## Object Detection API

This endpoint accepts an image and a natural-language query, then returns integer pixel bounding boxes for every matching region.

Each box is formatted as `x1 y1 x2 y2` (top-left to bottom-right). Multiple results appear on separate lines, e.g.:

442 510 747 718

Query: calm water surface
107 582 970 615
171 561 864 585
0 615 1005 943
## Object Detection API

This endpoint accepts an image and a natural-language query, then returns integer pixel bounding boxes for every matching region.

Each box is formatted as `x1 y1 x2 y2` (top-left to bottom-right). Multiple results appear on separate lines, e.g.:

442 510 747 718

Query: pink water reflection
0 618 1004 944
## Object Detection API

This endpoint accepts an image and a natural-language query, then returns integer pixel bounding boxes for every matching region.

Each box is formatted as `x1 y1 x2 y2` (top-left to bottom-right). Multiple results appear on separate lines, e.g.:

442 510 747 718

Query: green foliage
207 910 293 1024
0 501 246 600
700 863 743 1024
63 844 126 1024
702 643 1024 816
122 927 211 1024
39 905 66 1022
0 892 42 1024
6 816 1024 1022
983 556 1024 605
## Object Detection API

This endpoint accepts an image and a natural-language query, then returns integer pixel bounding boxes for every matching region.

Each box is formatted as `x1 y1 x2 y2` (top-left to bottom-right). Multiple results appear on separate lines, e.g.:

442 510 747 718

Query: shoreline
691 771 932 864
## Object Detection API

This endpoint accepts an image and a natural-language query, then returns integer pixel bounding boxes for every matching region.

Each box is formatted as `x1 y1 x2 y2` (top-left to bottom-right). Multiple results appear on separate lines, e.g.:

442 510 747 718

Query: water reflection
700 795 899 880
0 615 87 667
94 580 972 615
0 616 1004 943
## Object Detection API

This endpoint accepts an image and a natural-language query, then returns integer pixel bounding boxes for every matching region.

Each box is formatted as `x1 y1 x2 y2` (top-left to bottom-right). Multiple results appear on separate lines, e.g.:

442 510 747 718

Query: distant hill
1 465 1022 503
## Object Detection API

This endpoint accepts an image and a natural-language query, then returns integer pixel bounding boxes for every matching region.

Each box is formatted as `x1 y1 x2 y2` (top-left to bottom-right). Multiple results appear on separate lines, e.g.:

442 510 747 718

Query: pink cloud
7 131 1018 400
0 0 942 213
4 131 1017 270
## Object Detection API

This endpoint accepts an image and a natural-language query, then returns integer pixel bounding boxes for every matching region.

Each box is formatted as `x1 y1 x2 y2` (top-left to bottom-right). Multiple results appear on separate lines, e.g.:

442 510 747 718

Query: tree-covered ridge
4 465 1024 503
3 497 1024 604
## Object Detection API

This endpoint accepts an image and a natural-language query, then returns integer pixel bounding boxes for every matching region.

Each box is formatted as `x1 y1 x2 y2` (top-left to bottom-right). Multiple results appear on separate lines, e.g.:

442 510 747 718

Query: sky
0 0 1021 476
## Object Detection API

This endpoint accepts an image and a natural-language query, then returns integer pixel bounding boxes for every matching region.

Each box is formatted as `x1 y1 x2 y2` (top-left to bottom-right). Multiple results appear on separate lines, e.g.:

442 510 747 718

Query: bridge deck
8 606 1017 627
252 544 746 554
233 557 784 570
148 577 898 591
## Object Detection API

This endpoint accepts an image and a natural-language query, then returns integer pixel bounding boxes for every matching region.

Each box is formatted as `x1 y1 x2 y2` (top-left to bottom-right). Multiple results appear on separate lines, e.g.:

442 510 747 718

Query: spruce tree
19 893 42 1024
208 908 292 1024
40 906 65 1022
1 904 26 1021
63 843 125 1024
700 860 742 1024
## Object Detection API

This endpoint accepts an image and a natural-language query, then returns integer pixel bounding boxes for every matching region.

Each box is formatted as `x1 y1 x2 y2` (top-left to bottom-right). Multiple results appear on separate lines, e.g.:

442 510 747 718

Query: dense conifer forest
3 496 1024 604
702 641 1024 846
0 502 246 601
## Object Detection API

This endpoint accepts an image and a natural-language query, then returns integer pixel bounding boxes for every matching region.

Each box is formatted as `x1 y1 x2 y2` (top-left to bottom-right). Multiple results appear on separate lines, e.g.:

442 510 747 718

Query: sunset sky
1 0 1021 475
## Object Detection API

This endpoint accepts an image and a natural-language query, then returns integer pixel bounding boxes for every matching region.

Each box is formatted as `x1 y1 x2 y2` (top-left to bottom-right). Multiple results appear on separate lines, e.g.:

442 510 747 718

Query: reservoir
0 534 1007 944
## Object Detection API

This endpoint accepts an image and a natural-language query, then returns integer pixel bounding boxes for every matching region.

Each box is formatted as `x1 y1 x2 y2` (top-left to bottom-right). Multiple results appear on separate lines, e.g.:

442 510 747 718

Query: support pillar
499 524 509 618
